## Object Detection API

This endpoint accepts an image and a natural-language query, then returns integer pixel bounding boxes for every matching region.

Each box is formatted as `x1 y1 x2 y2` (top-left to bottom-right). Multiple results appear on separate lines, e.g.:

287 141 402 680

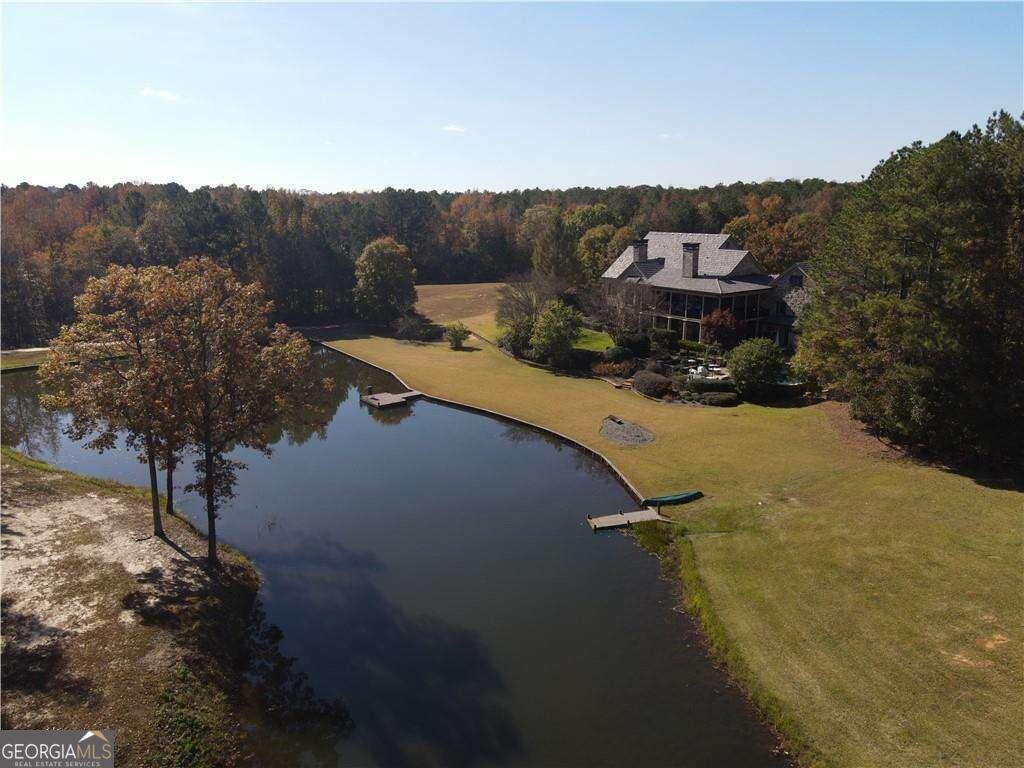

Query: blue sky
3 3 1021 192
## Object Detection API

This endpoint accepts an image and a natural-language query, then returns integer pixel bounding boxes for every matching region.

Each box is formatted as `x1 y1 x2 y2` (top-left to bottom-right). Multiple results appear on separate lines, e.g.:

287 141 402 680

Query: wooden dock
360 390 422 408
587 507 671 531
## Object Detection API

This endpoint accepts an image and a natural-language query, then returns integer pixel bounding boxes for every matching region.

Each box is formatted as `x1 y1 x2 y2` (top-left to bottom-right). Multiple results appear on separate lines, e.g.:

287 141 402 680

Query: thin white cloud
657 132 682 142
442 123 467 133
139 86 181 103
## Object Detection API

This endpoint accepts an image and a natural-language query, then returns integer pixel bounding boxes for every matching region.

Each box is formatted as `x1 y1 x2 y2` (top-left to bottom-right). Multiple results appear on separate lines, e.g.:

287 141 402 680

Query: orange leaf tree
154 258 331 566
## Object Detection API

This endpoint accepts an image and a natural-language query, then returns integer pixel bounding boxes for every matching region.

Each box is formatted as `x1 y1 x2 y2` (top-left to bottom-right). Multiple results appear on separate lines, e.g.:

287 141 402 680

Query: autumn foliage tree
700 308 742 349
3 178 849 348
353 237 417 321
155 258 332 566
39 264 175 537
723 191 837 272
40 258 332 566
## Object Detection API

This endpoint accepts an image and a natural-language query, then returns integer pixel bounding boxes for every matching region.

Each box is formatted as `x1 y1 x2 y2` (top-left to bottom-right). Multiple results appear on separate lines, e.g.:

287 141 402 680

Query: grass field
1 349 49 370
415 283 503 323
415 282 613 353
328 284 1023 768
575 327 615 352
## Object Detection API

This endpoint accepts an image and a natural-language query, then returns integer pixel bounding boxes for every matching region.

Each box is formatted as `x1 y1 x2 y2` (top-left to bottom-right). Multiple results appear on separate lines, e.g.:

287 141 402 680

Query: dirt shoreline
1 447 261 765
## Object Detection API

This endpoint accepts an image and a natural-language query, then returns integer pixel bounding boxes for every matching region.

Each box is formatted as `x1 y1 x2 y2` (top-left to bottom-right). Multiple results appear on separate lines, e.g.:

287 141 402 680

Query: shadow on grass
0 600 96 705
302 323 385 343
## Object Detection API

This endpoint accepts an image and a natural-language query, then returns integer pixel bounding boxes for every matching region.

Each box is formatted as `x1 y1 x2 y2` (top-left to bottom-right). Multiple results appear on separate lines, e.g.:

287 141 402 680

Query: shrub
645 359 673 376
529 299 583 367
680 375 736 393
496 322 533 357
727 338 786 398
520 347 543 364
602 345 633 363
496 272 561 336
678 339 707 355
592 359 639 377
570 348 602 371
697 391 741 407
632 370 672 398
649 328 680 356
443 321 471 349
392 315 442 341
614 331 650 356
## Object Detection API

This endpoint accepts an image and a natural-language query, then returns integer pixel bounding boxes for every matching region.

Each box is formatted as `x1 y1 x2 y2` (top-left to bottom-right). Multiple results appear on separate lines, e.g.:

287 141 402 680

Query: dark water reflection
2 350 789 767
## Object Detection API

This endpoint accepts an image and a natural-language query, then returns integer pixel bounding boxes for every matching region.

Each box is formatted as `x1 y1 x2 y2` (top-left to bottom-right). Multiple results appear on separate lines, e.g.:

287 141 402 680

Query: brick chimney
682 243 699 277
631 238 648 263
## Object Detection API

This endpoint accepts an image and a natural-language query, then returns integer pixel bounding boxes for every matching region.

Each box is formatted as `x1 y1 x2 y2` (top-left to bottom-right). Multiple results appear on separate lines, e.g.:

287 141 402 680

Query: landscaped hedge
697 391 741 407
496 324 532 356
632 370 672 398
592 359 640 378
679 375 736 393
602 345 634 363
614 332 650 356
645 359 674 377
678 339 704 353
570 348 603 371
649 328 680 355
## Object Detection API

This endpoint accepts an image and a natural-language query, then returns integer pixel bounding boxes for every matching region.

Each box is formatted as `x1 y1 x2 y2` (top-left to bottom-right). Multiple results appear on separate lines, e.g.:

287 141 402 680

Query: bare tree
579 281 648 341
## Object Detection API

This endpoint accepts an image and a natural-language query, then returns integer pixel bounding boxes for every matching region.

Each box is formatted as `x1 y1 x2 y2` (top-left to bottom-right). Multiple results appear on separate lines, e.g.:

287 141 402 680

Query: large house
600 231 812 351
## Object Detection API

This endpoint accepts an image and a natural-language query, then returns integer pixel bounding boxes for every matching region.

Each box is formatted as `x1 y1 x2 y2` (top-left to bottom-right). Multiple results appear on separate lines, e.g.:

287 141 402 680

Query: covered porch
644 288 770 341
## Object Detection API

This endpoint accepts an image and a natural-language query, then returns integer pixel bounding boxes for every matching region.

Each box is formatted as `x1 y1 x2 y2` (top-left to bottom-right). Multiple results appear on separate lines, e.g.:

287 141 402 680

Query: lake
2 349 790 767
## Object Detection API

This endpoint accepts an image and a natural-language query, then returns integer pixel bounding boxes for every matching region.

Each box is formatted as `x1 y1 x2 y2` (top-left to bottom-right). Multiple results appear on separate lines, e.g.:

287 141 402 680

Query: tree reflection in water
255 532 522 768
501 423 610 481
2 372 61 458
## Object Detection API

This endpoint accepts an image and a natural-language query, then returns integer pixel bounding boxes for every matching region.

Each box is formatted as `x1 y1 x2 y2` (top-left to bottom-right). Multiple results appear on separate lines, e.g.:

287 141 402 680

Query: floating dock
587 507 671 531
360 390 422 408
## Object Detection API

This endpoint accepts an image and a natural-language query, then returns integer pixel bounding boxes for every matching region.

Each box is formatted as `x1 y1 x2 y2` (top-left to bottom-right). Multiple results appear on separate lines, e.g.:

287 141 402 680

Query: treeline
797 111 1024 471
1 178 848 347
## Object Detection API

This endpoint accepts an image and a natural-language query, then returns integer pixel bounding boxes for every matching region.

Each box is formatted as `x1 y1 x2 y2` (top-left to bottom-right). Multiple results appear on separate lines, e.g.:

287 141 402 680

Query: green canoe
641 490 703 507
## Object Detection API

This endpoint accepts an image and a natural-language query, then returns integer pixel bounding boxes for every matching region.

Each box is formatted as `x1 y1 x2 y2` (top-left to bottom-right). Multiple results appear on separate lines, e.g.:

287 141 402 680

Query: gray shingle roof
602 231 772 294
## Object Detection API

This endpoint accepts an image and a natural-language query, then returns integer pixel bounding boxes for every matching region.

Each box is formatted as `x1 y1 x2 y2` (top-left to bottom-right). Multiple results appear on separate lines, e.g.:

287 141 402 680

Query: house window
686 295 702 319
744 294 763 320
702 296 719 317
740 295 752 319
789 274 804 287
670 292 686 316
776 300 788 317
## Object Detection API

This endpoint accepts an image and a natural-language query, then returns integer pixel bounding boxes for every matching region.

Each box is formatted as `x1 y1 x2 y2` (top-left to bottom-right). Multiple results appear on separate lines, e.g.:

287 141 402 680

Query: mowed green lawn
329 286 1023 768
415 283 612 352
574 327 614 352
